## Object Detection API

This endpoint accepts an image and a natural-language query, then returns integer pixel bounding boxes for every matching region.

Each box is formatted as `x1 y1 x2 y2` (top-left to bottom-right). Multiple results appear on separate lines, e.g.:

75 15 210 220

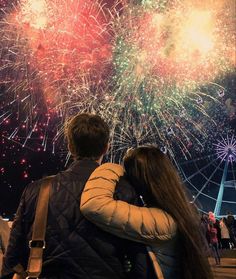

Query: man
2 113 147 279
226 211 236 247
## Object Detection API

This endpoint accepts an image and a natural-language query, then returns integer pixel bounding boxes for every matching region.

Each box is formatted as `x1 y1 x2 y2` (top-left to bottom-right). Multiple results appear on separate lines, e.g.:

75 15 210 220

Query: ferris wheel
178 135 236 218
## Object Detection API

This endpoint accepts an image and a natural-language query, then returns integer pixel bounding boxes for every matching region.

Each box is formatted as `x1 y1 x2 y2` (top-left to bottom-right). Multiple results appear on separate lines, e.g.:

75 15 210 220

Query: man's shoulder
23 179 42 196
23 162 91 200
22 175 57 203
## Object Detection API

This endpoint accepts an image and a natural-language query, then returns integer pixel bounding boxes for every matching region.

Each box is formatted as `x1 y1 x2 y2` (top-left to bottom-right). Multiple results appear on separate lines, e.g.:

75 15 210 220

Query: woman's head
124 145 213 279
123 146 187 210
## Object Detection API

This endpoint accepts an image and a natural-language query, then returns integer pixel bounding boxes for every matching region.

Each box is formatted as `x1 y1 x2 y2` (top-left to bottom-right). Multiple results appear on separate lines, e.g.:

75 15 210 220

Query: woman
208 222 221 265
81 146 213 279
220 217 230 249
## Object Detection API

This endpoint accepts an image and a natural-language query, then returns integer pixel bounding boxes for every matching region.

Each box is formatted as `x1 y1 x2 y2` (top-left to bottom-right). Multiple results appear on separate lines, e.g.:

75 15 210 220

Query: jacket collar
68 159 99 174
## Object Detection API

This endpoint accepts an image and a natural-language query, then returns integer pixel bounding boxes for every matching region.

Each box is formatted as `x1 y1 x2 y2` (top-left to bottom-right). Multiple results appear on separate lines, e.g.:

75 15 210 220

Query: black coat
2 160 154 279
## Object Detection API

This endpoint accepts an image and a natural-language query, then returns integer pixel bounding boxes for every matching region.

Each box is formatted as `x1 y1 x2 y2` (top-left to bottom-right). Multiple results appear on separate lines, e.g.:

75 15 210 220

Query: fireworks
0 0 235 161
0 0 118 154
113 0 235 88
1 0 114 102
110 0 235 157
0 1 235 218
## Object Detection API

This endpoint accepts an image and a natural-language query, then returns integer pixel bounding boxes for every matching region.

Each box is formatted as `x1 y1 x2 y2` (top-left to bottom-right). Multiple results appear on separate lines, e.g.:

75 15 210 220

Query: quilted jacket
1 160 145 279
81 163 183 279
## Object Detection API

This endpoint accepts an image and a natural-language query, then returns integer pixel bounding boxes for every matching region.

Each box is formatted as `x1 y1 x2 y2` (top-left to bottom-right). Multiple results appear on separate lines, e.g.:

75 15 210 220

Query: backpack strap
147 246 165 279
26 177 53 278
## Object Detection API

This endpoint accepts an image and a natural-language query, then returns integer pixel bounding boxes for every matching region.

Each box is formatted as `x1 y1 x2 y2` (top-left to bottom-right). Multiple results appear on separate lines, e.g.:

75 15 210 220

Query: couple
2 113 213 279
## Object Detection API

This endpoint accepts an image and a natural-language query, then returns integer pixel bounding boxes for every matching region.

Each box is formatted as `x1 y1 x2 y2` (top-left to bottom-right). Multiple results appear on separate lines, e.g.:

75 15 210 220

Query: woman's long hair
124 146 213 279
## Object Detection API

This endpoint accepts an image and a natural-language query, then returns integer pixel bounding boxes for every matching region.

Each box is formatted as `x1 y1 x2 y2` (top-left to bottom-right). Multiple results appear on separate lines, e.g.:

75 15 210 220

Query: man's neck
73 155 103 165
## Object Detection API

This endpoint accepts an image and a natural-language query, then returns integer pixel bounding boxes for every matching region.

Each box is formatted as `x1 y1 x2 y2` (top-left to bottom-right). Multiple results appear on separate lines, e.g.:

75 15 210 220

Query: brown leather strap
147 246 165 279
27 177 52 278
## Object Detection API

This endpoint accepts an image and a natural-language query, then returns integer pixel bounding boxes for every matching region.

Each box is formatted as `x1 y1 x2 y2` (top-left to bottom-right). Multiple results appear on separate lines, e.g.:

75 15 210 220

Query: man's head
65 113 110 161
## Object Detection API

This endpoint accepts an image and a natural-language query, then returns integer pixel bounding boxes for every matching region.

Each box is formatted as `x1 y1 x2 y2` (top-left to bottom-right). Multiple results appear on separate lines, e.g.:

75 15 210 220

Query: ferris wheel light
214 135 236 162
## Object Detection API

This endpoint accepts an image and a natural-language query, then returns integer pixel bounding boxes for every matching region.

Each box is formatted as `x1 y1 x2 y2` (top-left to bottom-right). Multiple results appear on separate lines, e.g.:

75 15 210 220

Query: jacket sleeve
1 193 26 277
80 163 177 245
1 181 39 277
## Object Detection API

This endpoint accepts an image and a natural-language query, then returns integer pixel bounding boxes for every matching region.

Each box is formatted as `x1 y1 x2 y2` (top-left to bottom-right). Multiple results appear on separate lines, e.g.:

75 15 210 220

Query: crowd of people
0 113 234 279
200 211 236 265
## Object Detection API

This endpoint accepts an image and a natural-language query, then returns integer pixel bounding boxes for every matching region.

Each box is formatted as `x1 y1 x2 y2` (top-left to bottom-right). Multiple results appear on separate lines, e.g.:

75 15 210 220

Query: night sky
0 0 236 218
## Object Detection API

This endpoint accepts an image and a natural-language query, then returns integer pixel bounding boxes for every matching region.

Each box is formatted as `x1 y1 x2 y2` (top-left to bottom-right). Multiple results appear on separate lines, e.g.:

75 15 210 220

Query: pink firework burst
1 0 117 106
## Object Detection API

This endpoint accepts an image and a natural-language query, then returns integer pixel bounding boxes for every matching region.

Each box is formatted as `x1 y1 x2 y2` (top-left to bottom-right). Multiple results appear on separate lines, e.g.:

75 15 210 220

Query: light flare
178 10 214 57
115 2 235 88
19 0 49 29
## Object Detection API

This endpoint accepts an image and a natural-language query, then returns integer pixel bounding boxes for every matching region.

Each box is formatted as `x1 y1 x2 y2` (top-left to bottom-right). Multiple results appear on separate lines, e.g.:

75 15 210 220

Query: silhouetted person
226 211 236 247
208 222 220 265
2 113 148 279
220 217 230 249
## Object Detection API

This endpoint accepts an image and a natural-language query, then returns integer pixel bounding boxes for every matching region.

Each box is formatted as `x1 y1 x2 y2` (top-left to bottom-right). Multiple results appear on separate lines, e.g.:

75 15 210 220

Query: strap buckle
29 240 46 249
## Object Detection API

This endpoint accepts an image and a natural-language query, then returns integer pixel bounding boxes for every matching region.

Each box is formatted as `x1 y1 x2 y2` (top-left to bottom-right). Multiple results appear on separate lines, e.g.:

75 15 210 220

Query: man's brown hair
65 113 109 160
